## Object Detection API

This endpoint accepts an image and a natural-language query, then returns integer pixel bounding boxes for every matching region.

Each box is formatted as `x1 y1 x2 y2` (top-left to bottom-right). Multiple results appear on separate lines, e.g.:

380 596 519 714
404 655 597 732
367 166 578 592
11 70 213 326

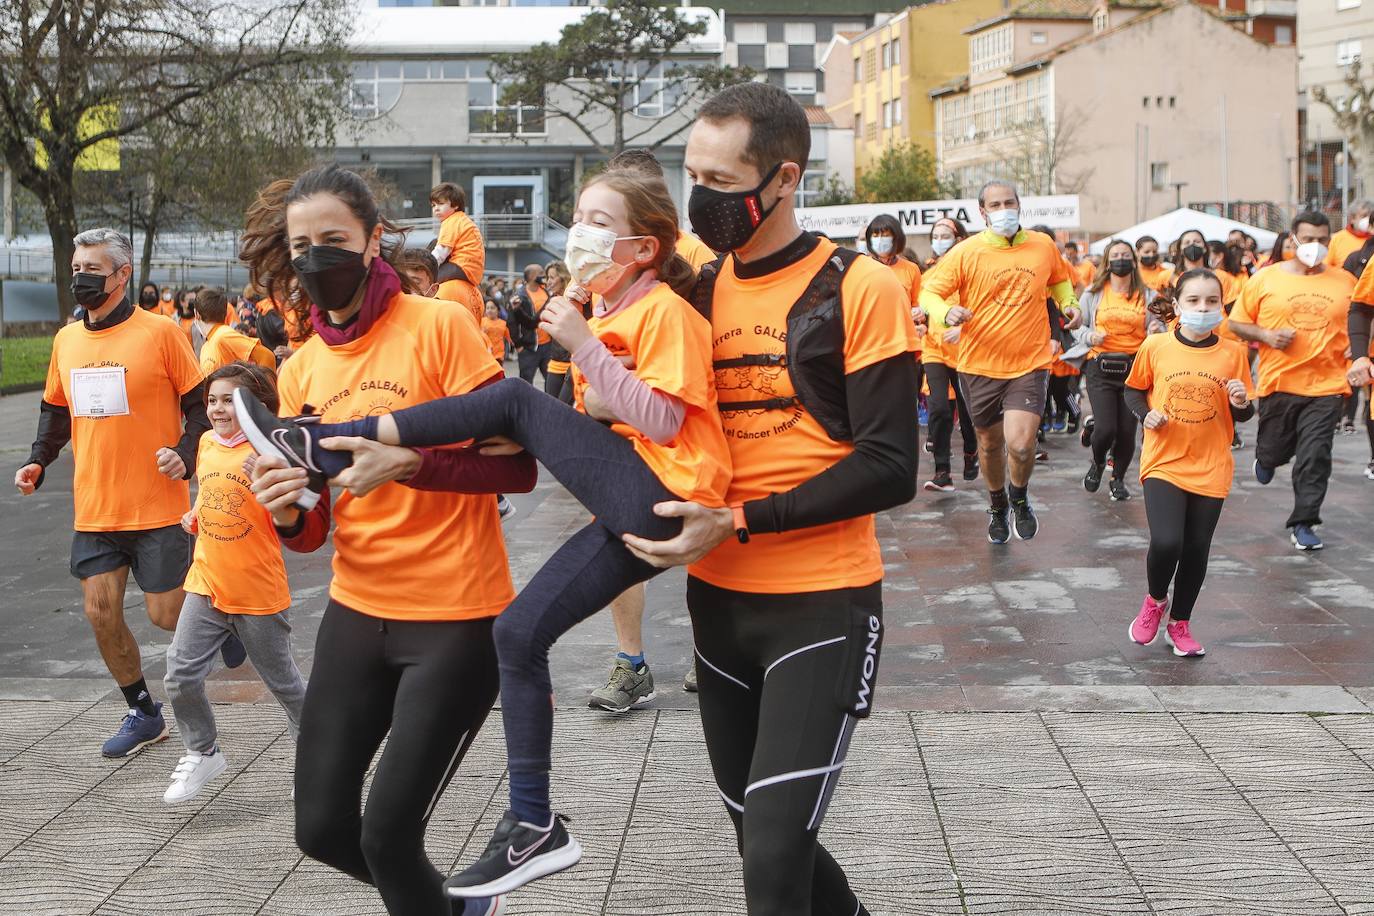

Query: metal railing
393 214 569 250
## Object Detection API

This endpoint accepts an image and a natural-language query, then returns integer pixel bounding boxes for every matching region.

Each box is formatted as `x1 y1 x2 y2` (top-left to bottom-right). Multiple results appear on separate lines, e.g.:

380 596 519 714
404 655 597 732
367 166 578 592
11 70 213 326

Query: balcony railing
393 214 569 251
1247 0 1296 17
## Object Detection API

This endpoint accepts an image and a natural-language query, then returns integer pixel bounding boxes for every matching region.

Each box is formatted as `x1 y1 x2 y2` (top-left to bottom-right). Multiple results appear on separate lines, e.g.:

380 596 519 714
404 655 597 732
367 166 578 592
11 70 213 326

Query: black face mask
292 245 369 312
688 162 783 253
71 272 112 307
1108 258 1134 277
139 291 157 307
1183 244 1205 263
1139 254 1158 267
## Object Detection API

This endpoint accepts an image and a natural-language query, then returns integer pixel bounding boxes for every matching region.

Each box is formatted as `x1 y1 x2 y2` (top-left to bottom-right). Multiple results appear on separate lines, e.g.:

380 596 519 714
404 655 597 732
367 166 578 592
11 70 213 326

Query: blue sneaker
101 702 169 758
462 896 505 915
221 634 247 669
1291 525 1323 551
918 404 929 426
1253 459 1275 485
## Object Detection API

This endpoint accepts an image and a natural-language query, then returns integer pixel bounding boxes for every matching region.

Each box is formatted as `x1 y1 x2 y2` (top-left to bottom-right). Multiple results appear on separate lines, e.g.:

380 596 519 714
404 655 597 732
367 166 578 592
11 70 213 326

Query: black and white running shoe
232 388 330 511
1010 499 1039 540
445 810 582 898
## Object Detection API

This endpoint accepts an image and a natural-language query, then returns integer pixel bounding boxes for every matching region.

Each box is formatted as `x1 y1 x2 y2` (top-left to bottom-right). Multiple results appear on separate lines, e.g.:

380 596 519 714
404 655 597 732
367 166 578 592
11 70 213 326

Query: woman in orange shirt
865 214 924 400
239 164 536 916
1258 231 1297 271
920 217 978 490
1135 235 1174 293
236 165 729 900
162 362 306 805
1124 269 1255 658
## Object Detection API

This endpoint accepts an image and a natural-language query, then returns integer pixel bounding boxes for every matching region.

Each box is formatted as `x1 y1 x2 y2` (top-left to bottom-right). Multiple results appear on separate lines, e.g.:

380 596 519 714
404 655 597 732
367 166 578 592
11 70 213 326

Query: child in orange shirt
431 181 485 323
162 362 305 804
481 301 512 363
1124 269 1255 658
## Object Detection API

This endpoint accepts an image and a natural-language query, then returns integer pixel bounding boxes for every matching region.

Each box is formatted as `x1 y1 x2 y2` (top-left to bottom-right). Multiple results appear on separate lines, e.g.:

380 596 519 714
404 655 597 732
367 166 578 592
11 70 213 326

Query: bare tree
0 0 349 317
490 0 751 157
993 105 1094 197
1312 60 1374 201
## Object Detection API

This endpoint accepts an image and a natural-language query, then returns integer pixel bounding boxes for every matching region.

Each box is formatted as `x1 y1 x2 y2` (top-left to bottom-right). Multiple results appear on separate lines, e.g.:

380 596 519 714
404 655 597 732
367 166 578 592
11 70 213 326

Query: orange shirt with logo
183 434 291 615
1353 257 1374 304
921 230 1070 380
43 307 204 532
1126 331 1255 498
1230 266 1354 398
1139 263 1175 293
689 239 917 594
571 283 731 507
481 316 511 362
1092 284 1150 356
436 211 486 324
276 293 514 622
199 324 275 375
676 230 716 271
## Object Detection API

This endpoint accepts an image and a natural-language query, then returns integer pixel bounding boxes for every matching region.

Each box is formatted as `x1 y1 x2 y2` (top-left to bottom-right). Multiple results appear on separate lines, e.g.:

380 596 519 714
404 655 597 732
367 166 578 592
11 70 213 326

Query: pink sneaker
1129 595 1168 645
1164 620 1206 657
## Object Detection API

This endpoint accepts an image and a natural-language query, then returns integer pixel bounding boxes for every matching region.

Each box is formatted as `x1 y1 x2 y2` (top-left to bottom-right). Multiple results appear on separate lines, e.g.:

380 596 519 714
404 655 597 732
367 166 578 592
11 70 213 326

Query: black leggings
924 361 976 471
1084 359 1138 478
688 576 882 916
1142 478 1224 622
294 601 499 916
325 378 682 817
1047 373 1079 418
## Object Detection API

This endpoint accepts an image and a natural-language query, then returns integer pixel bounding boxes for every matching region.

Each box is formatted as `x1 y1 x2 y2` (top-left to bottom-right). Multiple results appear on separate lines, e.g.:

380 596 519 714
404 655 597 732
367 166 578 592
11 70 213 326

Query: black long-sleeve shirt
1349 301 1373 360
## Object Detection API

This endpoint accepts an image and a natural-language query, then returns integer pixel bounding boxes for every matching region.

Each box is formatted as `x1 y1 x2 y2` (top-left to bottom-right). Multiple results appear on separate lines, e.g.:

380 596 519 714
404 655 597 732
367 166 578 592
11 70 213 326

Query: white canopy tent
1089 208 1277 256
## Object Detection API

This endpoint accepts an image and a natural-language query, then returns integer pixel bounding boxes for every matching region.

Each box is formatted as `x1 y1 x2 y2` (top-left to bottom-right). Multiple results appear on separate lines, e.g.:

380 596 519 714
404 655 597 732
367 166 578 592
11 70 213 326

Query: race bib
70 367 130 418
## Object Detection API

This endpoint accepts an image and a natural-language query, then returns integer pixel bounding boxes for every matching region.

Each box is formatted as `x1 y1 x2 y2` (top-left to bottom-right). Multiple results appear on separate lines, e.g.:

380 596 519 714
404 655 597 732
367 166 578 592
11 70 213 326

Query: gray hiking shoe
683 659 698 693
588 657 656 713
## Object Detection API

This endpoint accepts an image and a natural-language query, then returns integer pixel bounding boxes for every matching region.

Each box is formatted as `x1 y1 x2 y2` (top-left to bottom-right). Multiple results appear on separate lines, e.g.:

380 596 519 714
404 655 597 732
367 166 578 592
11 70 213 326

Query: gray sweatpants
164 592 306 754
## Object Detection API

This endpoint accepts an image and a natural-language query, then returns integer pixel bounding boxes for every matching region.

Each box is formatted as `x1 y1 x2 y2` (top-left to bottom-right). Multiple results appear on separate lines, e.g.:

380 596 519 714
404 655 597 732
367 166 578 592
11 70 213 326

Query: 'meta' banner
795 195 1081 238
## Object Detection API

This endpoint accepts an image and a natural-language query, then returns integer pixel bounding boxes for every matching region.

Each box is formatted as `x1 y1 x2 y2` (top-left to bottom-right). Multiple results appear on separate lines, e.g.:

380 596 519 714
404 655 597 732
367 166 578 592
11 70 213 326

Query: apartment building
1298 0 1373 209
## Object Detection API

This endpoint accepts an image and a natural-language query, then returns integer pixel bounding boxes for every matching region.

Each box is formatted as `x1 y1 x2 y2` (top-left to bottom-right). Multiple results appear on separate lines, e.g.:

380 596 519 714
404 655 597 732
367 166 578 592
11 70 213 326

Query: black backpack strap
690 254 728 321
713 353 786 370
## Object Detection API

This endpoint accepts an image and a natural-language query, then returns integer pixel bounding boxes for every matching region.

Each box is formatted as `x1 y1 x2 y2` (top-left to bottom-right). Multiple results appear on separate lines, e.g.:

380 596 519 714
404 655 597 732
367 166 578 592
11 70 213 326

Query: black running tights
1142 478 1224 622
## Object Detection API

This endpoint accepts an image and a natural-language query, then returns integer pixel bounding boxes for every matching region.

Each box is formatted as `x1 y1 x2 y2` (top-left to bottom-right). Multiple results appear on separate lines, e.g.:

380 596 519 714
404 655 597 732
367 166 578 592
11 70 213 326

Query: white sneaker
162 749 228 804
497 495 517 523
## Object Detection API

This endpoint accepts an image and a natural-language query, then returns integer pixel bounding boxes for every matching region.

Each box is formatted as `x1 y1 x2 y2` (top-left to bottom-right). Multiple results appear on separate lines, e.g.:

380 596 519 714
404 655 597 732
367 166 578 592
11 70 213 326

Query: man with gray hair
15 228 212 758
1329 199 1373 274
919 180 1081 544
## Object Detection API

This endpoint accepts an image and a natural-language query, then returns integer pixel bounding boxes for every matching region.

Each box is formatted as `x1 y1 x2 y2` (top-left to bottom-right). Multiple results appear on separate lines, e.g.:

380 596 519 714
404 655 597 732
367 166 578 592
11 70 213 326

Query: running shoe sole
233 388 321 511
922 481 956 493
445 836 583 898
1163 630 1206 657
101 723 169 759
1291 533 1323 551
587 690 657 713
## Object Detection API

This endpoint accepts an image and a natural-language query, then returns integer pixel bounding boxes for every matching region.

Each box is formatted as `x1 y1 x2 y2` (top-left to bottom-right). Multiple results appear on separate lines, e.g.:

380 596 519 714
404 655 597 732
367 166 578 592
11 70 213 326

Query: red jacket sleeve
276 486 332 553
401 373 538 494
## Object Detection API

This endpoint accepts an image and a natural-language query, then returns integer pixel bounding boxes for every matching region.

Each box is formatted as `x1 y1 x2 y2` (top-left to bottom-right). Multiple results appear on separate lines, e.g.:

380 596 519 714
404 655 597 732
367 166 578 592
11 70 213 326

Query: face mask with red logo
687 162 783 253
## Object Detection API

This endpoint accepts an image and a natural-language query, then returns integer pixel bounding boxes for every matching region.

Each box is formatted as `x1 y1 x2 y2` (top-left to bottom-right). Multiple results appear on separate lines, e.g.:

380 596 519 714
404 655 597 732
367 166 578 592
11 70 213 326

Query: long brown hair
1088 238 1146 302
239 164 405 341
205 360 280 414
579 167 696 300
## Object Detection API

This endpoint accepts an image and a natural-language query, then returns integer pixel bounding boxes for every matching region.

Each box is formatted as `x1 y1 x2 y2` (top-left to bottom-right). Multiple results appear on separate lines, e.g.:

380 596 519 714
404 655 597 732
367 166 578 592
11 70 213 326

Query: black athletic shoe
962 452 980 481
1080 417 1094 448
923 470 955 492
1010 499 1038 540
987 507 1011 544
1108 478 1131 501
232 388 330 510
1083 462 1105 493
445 810 582 898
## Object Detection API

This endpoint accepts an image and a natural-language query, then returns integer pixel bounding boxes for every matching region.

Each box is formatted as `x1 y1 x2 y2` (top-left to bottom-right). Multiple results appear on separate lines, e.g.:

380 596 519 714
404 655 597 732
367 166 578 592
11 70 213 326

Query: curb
0 382 44 396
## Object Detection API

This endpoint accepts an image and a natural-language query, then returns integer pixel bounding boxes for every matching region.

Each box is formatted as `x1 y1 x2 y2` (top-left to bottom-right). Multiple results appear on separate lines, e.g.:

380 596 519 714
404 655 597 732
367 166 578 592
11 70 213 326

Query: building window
866 120 878 142
969 25 1013 74
349 62 404 118
892 39 901 68
1151 162 1169 191
734 22 767 44
882 101 892 128
1093 9 1108 31
765 43 789 69
1337 39 1362 65
854 114 862 134
784 22 816 45
468 61 545 135
795 169 828 208
1274 25 1292 45
1336 0 1360 9
738 45 767 70
864 47 878 81
853 55 862 82
785 71 817 95
882 41 892 69
1169 96 1176 107
938 71 1048 151
1031 31 1048 44
893 96 902 124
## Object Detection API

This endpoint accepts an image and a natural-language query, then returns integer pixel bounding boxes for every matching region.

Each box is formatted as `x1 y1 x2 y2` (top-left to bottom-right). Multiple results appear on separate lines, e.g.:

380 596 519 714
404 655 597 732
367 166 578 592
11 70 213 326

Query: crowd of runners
14 82 1374 916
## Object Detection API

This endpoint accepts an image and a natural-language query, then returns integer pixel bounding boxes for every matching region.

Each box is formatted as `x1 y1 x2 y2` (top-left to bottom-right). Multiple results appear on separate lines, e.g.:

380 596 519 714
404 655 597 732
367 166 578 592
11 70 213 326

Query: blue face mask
931 237 955 257
1179 309 1224 333
986 208 1020 238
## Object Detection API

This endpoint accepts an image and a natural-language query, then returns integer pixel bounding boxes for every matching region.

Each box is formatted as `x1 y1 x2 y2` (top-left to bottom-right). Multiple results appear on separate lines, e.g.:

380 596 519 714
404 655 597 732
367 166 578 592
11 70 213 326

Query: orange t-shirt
1327 228 1369 273
183 434 291 615
436 211 485 324
258 297 310 350
689 239 917 594
1126 331 1255 498
880 255 923 354
1139 263 1175 293
1231 266 1354 398
920 259 958 367
199 324 275 375
1072 259 1096 289
676 230 716 271
43 307 203 532
921 229 1070 380
571 283 731 506
276 293 515 622
1092 284 1149 356
1353 256 1374 304
480 316 511 362
529 284 552 346
1215 269 1247 305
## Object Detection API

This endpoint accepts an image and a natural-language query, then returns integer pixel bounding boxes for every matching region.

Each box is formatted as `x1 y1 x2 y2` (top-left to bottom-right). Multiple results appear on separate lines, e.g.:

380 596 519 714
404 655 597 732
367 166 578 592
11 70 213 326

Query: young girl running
235 165 730 899
162 362 307 804
1125 269 1255 657
239 164 533 916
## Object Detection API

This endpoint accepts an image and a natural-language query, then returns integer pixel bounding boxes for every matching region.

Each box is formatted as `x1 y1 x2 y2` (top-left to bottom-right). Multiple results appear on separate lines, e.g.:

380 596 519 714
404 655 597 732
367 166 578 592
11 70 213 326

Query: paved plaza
2 389 1373 914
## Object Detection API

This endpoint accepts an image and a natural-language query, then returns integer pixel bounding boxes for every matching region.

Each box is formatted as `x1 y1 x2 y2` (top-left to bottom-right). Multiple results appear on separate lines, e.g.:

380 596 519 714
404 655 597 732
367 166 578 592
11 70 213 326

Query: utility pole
1171 181 1189 211
1219 95 1229 218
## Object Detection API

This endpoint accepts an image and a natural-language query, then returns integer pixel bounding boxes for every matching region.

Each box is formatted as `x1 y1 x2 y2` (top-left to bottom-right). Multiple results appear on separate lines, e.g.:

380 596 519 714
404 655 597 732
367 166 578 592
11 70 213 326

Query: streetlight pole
1171 181 1189 211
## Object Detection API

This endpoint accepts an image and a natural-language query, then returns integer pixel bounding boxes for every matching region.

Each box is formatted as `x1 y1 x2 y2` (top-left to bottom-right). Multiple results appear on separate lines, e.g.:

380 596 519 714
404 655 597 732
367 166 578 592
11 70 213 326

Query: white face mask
986 208 1020 238
869 236 894 257
931 237 955 257
1295 241 1328 268
1355 217 1371 233
564 223 645 294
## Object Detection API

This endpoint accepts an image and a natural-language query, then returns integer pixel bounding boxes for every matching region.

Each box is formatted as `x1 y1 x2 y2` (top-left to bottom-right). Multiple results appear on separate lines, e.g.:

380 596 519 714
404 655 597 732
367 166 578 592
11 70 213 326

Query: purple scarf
309 257 403 347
